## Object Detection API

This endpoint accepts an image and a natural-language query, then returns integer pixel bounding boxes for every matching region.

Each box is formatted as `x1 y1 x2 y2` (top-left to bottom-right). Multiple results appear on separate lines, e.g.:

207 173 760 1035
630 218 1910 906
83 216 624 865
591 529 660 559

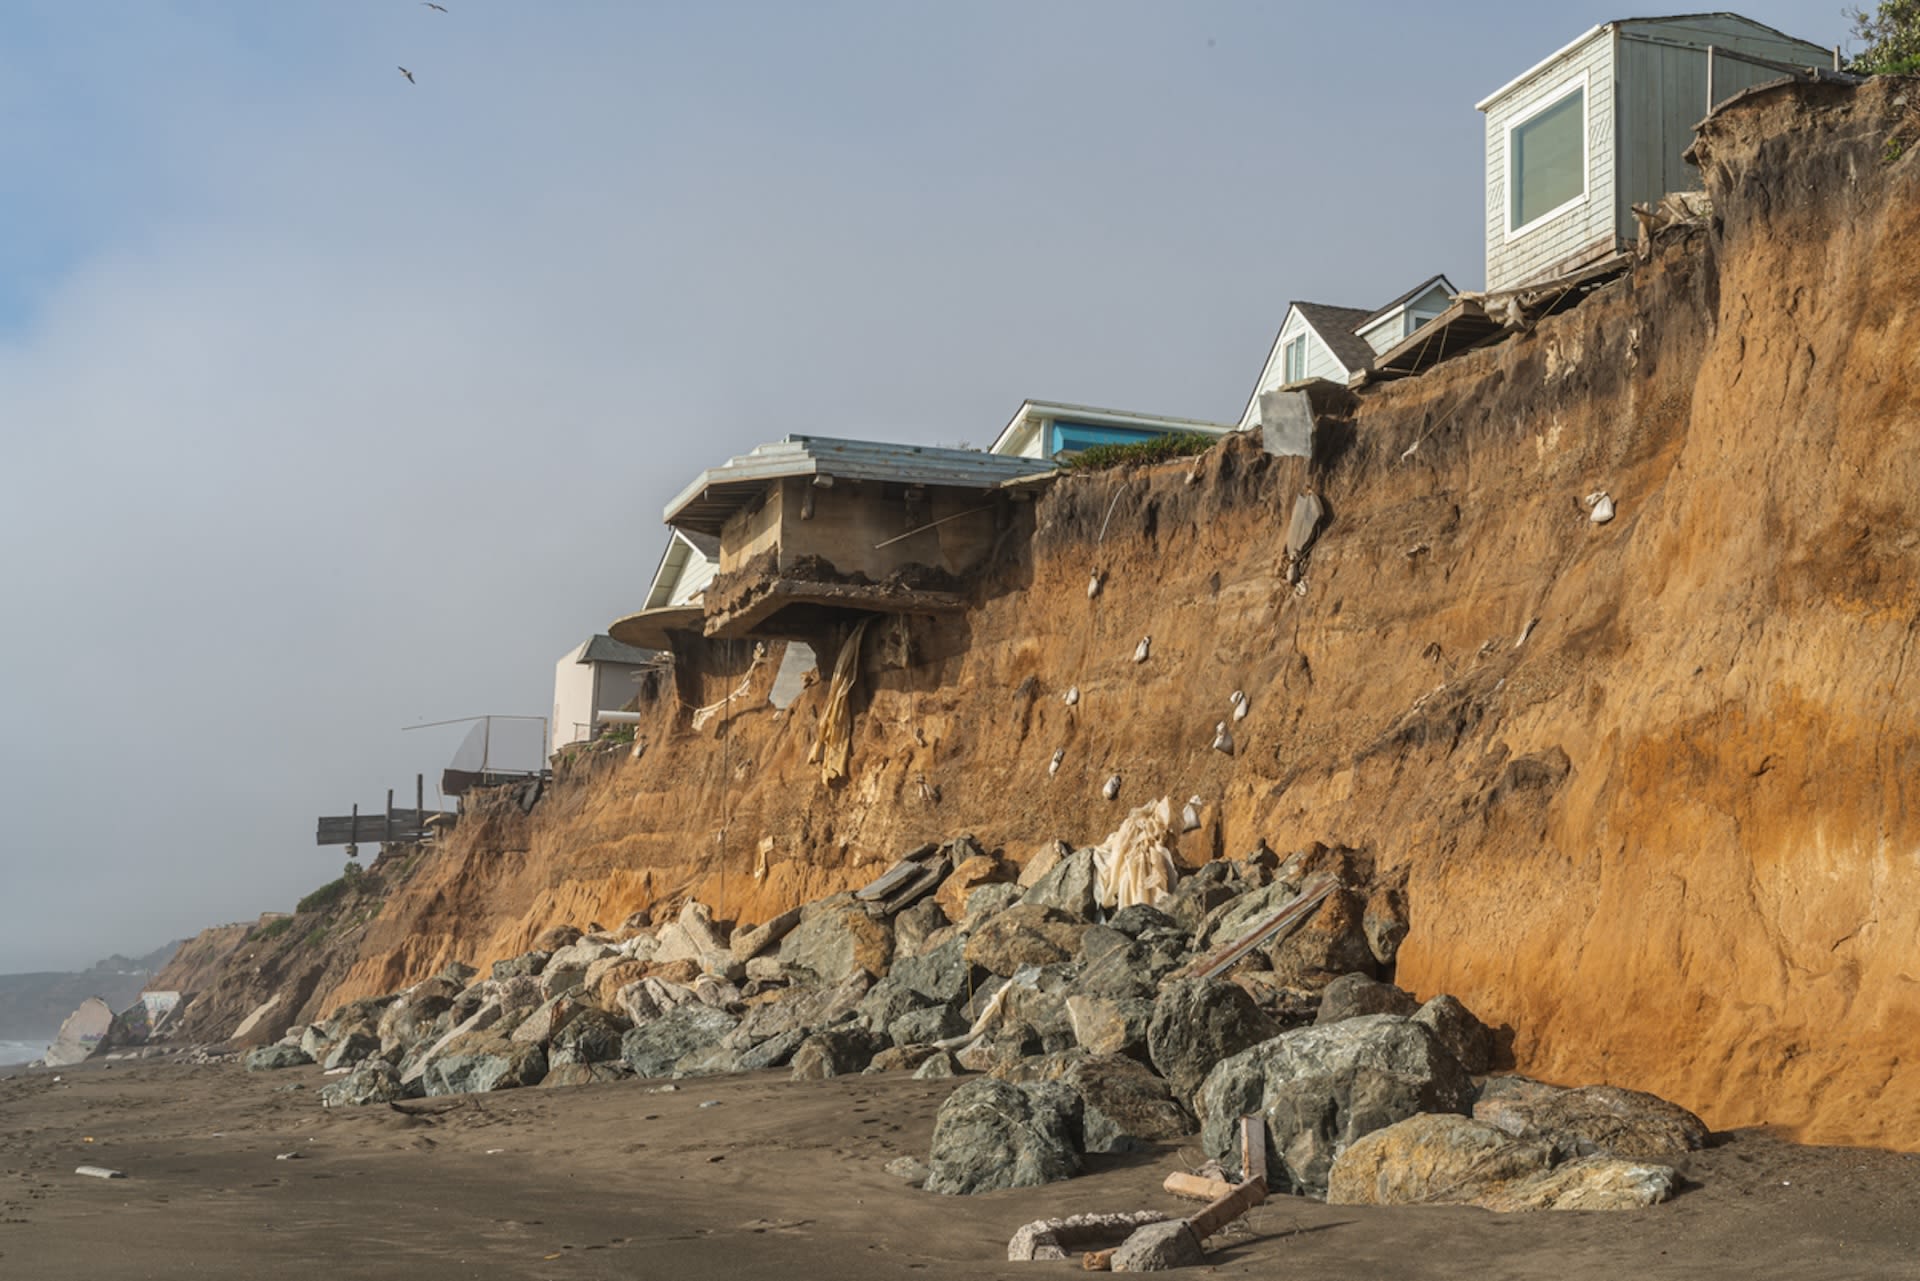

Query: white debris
1230 690 1249 721
1087 570 1104 599
1133 636 1151 664
1102 774 1122 801
75 1166 124 1180
1180 796 1204 833
1585 490 1615 524
1063 685 1080 707
1212 722 1235 755
1048 748 1065 778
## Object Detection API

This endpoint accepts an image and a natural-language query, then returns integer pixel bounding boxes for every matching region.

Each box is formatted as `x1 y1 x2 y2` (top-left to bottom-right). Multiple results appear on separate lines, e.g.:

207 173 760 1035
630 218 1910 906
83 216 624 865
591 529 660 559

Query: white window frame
1503 70 1590 242
1282 332 1307 383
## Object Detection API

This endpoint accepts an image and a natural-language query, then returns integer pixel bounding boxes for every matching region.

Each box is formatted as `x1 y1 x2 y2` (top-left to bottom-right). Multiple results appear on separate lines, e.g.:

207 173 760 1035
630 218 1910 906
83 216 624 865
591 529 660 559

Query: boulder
1193 876 1293 951
913 1051 959 1080
997 966 1080 1051
1473 1078 1709 1160
856 976 936 1033
1477 1158 1679 1211
1362 886 1409 966
549 1009 628 1066
297 1024 333 1062
1413 994 1494 1074
620 1004 739 1077
400 1000 504 1085
322 1031 382 1071
866 1044 943 1074
1107 904 1180 938
1327 1112 1552 1206
511 993 583 1047
1017 839 1070 890
540 1062 634 1089
491 950 550 981
654 901 729 966
924 1078 1084 1195
891 936 979 1005
319 1058 420 1108
1066 994 1154 1060
1147 977 1280 1098
1110 1219 1205 1272
1315 974 1420 1025
1195 1014 1476 1196
495 975 546 1022
1161 876 1239 934
729 906 803 962
1265 887 1377 987
891 898 949 960
1063 1054 1194 1153
789 1026 890 1080
586 957 651 1007
964 904 1089 977
533 924 583 952
244 1043 313 1072
434 961 479 988
616 976 697 1026
1072 934 1164 1002
731 1026 809 1072
377 990 454 1059
936 853 1016 922
422 1032 548 1095
1020 847 1099 919
962 883 1024 923
888 1005 968 1047
546 938 618 975
777 894 895 985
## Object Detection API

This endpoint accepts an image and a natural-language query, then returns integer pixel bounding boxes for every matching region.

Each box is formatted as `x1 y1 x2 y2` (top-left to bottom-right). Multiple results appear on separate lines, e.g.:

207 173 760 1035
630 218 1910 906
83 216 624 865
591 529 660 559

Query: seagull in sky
398 66 415 83
422 2 448 10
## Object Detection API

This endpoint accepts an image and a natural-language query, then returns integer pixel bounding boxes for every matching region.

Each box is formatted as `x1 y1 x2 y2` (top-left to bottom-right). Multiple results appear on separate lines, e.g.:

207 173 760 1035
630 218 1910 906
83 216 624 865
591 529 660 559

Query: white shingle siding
1239 308 1355 428
1484 30 1617 293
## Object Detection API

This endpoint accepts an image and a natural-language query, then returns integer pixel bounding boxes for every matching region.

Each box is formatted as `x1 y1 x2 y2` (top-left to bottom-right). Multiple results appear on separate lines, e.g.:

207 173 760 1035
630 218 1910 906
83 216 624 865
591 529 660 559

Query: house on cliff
1479 13 1833 292
646 435 1057 642
1238 275 1456 423
989 400 1234 460
609 529 720 651
552 634 661 751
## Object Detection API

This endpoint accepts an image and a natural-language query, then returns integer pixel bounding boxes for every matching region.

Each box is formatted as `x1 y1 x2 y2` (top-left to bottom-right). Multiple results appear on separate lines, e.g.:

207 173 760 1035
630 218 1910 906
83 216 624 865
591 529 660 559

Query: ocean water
0 1038 50 1066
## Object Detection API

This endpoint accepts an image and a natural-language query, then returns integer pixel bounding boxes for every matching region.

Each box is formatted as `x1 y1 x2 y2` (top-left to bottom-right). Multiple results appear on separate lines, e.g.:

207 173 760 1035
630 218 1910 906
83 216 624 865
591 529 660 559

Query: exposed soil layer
159 79 1920 1148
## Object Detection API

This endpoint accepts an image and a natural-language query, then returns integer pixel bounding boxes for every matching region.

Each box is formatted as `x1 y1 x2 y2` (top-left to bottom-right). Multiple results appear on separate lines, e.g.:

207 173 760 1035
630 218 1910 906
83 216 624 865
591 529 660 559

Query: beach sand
3 1058 1916 1279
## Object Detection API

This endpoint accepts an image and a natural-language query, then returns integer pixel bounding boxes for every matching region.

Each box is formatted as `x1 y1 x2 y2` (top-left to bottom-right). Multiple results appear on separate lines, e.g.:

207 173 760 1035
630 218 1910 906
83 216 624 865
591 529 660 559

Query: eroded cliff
161 78 1920 1148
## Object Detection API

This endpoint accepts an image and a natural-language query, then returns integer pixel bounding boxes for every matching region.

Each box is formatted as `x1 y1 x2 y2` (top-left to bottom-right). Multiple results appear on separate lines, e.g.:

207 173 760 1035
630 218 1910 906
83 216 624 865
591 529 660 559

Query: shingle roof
578 634 660 666
1292 302 1379 374
1354 273 1457 331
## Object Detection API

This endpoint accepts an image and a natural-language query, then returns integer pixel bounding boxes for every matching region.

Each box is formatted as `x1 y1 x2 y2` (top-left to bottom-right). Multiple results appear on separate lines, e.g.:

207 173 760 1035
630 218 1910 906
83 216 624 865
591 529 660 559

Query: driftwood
1163 1171 1235 1202
1176 872 1340 980
1240 1115 1268 1188
1185 1176 1268 1242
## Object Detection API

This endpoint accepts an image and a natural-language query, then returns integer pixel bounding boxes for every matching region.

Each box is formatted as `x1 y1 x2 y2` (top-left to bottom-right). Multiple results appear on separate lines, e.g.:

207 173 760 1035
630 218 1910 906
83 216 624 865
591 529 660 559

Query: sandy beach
4 1058 1916 1280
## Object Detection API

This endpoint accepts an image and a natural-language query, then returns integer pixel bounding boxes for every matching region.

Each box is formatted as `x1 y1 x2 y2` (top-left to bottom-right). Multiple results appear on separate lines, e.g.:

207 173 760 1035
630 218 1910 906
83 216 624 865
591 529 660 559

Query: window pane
1511 88 1584 230
1284 335 1305 382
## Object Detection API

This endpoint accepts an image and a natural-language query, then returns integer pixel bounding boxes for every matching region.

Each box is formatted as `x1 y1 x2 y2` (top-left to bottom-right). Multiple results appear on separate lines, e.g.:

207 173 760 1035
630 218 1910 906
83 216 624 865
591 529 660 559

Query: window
1507 76 1587 235
1282 334 1307 383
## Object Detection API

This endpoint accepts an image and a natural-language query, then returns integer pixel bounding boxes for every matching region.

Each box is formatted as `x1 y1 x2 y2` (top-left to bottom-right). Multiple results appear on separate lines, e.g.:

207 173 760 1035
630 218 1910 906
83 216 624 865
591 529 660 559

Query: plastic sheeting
1091 796 1180 911
809 617 873 785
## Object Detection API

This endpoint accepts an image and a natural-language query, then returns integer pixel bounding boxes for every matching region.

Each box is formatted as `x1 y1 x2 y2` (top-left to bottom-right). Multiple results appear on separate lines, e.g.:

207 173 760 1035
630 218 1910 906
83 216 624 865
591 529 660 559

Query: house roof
1353 273 1458 331
643 528 720 612
1476 14 1831 110
991 399 1235 456
664 435 1057 536
577 634 659 666
1292 302 1379 374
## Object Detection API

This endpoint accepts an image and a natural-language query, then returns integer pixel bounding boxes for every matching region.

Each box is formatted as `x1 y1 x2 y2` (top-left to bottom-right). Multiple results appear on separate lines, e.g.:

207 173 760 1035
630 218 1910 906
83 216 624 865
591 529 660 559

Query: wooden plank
316 809 454 845
1184 1177 1267 1242
1163 1172 1235 1202
1175 873 1340 980
1240 1116 1268 1188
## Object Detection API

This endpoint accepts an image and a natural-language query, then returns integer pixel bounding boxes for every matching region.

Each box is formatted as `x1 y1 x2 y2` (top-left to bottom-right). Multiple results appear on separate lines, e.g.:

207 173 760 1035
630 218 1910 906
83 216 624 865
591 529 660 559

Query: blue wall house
990 400 1234 459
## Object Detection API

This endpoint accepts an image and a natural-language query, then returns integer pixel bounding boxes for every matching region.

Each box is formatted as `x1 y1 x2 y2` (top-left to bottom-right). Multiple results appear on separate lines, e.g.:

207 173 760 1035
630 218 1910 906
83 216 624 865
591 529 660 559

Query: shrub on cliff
1849 2 1920 75
1065 433 1213 472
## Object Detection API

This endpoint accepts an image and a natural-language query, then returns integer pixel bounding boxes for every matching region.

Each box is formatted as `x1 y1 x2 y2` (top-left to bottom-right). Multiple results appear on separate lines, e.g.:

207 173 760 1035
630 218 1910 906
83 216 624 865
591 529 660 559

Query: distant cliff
162 77 1920 1148
0 942 180 1039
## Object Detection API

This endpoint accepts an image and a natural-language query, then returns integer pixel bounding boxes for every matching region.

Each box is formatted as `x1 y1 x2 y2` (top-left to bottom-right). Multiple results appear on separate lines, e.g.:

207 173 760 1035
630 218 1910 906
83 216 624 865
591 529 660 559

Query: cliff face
171 79 1920 1147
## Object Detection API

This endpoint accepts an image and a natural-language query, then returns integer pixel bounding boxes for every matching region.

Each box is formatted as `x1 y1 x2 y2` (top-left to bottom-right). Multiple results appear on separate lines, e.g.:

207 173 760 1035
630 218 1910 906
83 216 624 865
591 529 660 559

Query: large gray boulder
776 893 895 985
548 1009 628 1066
620 1004 739 1077
322 1031 382 1071
1020 847 1100 919
889 936 978 1005
924 1078 1084 1195
1065 994 1154 1060
490 949 549 981
964 904 1089 977
1314 973 1419 1025
1413 994 1494 1074
319 1058 422 1108
1472 1078 1708 1161
789 1026 890 1080
888 1005 968 1046
422 1032 549 1095
244 1043 313 1072
1195 1013 1475 1196
1063 1054 1194 1154
1147 977 1281 1099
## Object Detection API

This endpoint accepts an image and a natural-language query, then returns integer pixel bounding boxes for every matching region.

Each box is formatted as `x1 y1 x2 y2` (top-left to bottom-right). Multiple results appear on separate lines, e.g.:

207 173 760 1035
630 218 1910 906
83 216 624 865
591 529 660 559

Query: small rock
884 1155 934 1187
1315 974 1420 1025
1111 1219 1204 1272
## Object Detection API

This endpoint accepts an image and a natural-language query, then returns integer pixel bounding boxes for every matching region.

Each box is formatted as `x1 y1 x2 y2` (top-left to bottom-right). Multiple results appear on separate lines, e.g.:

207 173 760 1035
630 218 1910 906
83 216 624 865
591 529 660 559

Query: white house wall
552 645 598 751
1239 310 1352 428
663 545 717 607
1484 30 1617 293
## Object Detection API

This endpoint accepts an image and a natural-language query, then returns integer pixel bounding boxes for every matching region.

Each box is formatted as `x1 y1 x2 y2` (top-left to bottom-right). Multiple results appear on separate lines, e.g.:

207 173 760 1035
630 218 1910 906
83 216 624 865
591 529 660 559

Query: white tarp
44 996 113 1067
1091 797 1181 911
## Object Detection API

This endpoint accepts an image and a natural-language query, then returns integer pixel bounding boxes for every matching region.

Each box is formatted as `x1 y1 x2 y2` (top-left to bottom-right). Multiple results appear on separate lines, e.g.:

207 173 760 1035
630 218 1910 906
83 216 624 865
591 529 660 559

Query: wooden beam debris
1240 1115 1268 1188
1175 872 1340 980
1185 1175 1268 1243
1163 1171 1236 1201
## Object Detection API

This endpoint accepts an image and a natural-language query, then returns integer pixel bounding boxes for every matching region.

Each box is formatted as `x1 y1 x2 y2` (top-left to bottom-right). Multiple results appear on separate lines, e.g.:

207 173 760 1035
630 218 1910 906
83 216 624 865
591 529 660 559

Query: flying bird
422 2 449 10
398 66 415 83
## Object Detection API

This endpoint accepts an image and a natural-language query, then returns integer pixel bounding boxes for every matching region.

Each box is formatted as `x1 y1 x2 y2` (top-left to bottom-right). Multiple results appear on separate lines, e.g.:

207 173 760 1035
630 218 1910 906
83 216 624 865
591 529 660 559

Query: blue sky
0 1 1848 976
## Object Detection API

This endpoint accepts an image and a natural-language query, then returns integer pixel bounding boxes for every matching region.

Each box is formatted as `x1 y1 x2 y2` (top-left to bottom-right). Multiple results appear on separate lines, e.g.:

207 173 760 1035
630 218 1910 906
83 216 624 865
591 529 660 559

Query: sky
0 1 1850 974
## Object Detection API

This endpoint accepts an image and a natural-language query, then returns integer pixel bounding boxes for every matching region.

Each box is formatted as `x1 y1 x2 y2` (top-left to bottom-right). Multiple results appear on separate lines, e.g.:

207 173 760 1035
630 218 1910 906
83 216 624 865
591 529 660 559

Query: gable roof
1292 302 1378 374
643 528 720 612
664 435 1056 537
577 634 659 666
1353 273 1457 331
